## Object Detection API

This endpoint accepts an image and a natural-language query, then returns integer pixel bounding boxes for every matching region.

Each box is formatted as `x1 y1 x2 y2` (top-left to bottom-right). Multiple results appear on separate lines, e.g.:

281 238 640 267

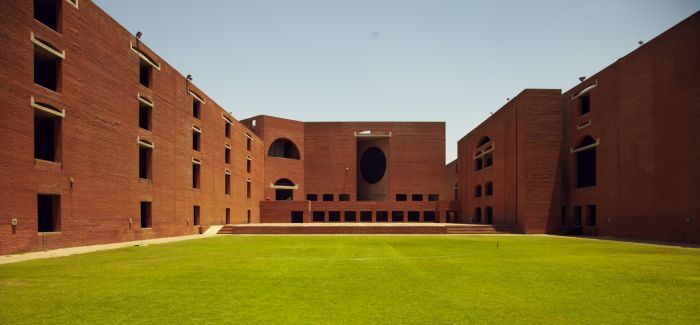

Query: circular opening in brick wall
360 146 386 184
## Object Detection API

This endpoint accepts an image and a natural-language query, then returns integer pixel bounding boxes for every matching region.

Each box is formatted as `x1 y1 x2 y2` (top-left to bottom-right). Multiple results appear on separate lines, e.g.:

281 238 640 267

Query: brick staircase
218 224 517 235
444 224 516 234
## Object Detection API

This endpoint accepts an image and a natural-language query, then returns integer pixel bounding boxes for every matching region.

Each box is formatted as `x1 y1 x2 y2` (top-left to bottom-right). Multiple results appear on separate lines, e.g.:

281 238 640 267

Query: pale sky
94 0 699 162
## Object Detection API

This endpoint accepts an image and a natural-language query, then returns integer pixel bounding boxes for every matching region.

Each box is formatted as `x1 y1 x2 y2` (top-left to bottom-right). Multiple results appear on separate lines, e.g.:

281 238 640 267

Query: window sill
140 227 152 230
34 159 61 166
575 186 597 191
38 232 61 235
139 178 153 183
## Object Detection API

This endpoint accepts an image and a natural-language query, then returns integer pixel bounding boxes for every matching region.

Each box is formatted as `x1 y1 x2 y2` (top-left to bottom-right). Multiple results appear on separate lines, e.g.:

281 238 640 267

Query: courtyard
1 235 698 324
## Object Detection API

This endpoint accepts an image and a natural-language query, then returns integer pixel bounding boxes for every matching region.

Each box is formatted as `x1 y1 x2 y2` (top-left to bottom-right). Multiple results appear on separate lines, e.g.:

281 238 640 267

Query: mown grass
1 235 699 324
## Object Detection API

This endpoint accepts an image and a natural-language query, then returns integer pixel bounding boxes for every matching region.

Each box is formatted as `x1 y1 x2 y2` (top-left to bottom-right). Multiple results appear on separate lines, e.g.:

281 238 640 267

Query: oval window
360 147 386 184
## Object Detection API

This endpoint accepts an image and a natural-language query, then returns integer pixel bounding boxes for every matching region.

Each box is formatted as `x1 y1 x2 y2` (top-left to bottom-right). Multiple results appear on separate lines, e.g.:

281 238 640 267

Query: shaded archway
273 178 295 201
574 136 597 188
477 136 491 147
268 138 300 160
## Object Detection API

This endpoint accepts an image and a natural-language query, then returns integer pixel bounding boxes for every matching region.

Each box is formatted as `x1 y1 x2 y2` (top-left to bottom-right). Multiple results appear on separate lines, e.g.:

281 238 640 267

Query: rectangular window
246 158 251 173
34 0 60 31
140 201 152 228
225 123 231 138
247 210 251 223
306 194 317 201
193 205 200 226
37 194 60 232
474 186 482 198
138 143 152 180
322 194 333 201
423 211 436 222
312 211 325 223
192 127 201 151
192 98 201 119
561 206 567 226
587 205 597 226
580 94 590 115
225 208 231 224
484 153 493 167
225 147 231 164
428 194 439 201
339 194 350 201
246 135 252 151
139 59 151 87
246 180 251 199
396 194 407 201
291 211 303 223
376 211 388 222
475 158 483 171
411 194 423 202
34 42 62 92
225 173 231 195
34 108 61 162
344 211 357 222
360 211 372 222
391 211 404 222
573 206 582 227
329 211 341 222
192 163 200 189
408 211 420 222
485 183 493 196
139 100 152 130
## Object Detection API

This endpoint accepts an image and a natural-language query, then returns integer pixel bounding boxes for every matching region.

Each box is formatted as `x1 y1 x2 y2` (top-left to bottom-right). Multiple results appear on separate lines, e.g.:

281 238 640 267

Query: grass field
1 235 699 324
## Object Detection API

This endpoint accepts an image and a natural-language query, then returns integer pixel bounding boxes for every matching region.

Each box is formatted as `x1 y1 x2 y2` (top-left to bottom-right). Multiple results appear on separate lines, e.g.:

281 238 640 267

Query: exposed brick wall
562 12 700 243
0 0 263 254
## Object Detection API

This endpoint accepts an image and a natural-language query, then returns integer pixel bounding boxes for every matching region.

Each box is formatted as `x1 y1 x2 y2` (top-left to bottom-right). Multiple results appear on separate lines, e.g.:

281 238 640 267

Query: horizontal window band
66 0 79 9
31 33 65 59
572 82 597 99
138 94 154 107
137 138 154 148
577 120 592 130
31 97 65 117
189 90 206 104
130 41 161 70
570 139 600 153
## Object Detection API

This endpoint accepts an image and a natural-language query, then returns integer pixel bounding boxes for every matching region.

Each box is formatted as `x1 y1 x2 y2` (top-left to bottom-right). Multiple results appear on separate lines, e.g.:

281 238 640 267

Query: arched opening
475 136 493 170
474 185 482 197
485 207 493 224
477 136 491 147
473 207 482 224
359 146 386 184
268 138 300 160
274 178 295 201
574 136 597 188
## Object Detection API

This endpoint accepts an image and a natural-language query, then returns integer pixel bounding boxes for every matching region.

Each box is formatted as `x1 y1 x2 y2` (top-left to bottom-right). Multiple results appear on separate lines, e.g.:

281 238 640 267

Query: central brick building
240 116 454 223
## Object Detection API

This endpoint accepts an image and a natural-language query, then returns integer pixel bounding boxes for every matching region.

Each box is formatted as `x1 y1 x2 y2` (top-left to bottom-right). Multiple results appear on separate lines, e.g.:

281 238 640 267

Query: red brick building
240 116 453 224
0 1 698 254
456 12 700 243
0 0 265 254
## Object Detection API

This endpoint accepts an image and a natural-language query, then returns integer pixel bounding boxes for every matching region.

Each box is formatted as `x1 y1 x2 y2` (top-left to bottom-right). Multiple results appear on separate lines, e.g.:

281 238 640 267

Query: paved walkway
0 233 218 265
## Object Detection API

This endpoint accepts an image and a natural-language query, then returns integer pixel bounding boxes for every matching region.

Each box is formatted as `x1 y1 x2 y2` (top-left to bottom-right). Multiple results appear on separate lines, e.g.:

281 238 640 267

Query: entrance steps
217 223 517 235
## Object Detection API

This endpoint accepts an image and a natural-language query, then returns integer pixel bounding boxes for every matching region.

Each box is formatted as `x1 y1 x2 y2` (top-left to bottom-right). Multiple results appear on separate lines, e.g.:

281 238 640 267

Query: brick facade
1 1 697 254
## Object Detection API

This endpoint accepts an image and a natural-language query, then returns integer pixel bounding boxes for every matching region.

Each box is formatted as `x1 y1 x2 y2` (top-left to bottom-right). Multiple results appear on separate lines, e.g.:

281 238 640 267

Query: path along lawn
1 235 699 324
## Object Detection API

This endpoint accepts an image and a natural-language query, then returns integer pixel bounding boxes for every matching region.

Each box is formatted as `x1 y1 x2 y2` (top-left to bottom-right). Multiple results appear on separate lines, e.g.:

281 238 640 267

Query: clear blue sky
94 0 699 162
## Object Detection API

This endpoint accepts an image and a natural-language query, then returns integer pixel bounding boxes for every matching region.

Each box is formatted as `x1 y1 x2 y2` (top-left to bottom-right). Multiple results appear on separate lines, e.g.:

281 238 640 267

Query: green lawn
1 236 699 324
